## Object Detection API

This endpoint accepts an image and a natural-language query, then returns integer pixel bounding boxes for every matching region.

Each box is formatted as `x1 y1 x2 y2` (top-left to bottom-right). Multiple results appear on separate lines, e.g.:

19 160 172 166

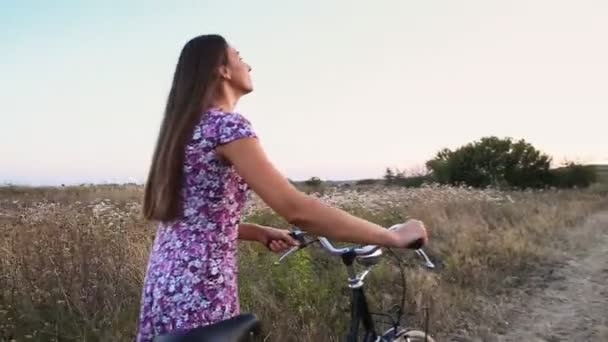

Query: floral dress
136 107 257 342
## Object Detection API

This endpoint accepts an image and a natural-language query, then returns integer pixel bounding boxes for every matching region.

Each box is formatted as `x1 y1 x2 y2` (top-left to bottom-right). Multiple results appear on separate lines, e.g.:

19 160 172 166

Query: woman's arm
237 222 265 241
238 222 298 252
217 138 427 248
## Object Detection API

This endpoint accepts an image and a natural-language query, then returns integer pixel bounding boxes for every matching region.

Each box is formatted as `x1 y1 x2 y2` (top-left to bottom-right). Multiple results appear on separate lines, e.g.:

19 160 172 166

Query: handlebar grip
406 238 425 250
289 230 308 245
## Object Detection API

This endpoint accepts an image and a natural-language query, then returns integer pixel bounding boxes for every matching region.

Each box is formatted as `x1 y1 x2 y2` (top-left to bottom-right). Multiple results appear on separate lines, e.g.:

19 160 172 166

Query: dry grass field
1 184 606 341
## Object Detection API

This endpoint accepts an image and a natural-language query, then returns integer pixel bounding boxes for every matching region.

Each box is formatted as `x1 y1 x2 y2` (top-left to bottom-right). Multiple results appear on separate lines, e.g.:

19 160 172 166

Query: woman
136 34 428 341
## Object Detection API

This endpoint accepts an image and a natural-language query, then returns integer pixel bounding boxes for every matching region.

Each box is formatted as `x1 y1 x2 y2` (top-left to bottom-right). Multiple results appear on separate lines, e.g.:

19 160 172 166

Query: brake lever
274 246 300 265
274 227 318 265
288 226 308 244
415 249 435 269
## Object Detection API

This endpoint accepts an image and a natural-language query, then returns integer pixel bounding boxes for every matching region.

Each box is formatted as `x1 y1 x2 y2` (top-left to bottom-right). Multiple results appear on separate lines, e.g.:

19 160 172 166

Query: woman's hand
256 226 300 253
388 219 429 249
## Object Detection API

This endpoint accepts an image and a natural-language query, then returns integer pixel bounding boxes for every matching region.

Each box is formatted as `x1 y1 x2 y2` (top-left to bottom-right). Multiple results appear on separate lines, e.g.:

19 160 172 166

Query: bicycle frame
342 251 378 342
348 287 377 342
277 227 436 342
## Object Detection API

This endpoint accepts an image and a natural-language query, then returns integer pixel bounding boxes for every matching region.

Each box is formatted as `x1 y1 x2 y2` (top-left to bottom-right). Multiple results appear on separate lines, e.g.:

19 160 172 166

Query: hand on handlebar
259 226 300 253
388 219 428 249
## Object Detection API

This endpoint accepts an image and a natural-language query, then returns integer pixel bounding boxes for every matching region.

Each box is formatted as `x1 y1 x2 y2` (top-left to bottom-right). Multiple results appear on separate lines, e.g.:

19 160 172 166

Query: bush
392 175 432 187
549 163 597 188
356 178 380 185
304 176 323 187
383 167 431 188
426 136 553 189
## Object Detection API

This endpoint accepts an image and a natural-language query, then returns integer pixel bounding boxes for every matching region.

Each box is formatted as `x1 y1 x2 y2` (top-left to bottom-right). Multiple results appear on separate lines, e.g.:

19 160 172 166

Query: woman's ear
217 64 231 80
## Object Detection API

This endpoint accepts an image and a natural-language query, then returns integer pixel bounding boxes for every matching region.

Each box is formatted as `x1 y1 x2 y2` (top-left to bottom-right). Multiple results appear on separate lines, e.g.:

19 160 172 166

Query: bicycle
154 224 437 342
272 225 437 342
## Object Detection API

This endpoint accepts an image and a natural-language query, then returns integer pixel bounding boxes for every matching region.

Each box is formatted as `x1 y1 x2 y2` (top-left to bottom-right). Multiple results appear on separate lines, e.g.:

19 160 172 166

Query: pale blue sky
1 0 607 185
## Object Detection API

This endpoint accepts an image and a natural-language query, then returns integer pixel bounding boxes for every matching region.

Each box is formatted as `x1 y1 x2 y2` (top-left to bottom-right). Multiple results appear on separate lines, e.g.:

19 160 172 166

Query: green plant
383 167 431 188
549 162 597 188
426 136 553 189
304 176 323 187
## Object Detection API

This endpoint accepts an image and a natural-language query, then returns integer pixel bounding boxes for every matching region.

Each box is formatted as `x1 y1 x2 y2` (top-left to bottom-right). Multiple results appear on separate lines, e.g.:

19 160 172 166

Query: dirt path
488 211 608 342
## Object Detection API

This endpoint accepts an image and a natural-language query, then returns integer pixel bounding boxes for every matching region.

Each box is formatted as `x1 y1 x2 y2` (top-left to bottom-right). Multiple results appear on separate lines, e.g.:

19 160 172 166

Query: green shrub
549 163 597 188
392 175 432 188
426 136 553 189
356 178 380 185
304 176 323 187
383 167 431 188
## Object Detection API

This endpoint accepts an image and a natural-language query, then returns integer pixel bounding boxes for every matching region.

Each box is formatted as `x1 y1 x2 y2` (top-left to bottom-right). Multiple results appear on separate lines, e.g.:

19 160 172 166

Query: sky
1 0 607 185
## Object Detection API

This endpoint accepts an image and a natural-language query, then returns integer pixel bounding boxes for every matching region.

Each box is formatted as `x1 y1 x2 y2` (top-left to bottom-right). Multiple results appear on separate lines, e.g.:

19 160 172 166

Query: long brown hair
143 34 228 221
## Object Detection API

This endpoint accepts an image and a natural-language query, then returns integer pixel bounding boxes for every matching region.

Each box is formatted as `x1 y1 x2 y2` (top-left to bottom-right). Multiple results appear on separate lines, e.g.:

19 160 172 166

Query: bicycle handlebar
276 225 435 269
316 236 381 256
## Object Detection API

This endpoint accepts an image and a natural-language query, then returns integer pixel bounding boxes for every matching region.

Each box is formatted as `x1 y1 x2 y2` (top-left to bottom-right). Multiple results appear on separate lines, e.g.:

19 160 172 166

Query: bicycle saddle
153 313 261 342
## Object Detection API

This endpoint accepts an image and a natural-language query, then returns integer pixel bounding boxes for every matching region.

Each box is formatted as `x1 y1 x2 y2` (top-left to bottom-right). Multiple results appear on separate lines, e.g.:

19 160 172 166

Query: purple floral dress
136 107 257 342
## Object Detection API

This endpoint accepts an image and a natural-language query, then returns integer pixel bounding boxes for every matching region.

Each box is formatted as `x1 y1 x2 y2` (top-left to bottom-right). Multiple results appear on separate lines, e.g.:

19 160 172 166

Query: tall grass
0 184 606 341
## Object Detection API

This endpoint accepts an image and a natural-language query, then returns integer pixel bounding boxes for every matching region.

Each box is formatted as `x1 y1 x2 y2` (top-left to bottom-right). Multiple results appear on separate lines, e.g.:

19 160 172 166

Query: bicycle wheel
394 329 437 342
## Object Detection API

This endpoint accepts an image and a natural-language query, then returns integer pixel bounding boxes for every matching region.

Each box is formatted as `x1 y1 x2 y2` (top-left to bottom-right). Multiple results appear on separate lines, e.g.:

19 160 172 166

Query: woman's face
222 45 253 94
